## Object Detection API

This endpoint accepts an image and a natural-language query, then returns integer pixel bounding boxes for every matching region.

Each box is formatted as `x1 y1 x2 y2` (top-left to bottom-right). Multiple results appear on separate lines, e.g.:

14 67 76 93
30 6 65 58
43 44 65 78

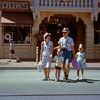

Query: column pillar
85 22 95 59
0 11 2 58
31 17 39 59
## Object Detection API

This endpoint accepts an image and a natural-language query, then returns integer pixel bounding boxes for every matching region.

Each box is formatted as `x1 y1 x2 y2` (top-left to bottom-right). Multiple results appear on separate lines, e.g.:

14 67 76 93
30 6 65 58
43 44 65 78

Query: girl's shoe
63 76 66 81
47 77 50 81
66 79 70 83
8 60 11 62
81 76 84 80
77 76 79 81
43 77 48 81
57 78 60 81
55 78 57 82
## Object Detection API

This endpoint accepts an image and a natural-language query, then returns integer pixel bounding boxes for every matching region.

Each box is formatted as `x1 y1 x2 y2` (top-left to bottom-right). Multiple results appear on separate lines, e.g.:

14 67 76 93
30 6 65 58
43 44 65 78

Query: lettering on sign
0 1 30 12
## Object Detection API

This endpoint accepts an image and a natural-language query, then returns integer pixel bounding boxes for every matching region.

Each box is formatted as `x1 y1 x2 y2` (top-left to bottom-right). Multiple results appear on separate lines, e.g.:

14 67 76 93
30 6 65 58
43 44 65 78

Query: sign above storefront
0 0 31 12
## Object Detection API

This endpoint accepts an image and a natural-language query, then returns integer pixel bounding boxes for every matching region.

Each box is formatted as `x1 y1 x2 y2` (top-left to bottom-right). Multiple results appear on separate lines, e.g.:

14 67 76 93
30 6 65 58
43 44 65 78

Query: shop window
94 29 100 44
4 26 31 44
94 14 100 45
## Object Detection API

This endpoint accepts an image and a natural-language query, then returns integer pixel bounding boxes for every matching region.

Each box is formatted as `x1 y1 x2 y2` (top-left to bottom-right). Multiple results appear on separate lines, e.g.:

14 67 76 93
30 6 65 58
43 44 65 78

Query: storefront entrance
40 14 85 56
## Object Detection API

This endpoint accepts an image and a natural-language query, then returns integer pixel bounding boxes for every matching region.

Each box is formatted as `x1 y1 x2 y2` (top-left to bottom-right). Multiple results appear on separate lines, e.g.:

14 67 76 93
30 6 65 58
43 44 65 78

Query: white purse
37 60 42 72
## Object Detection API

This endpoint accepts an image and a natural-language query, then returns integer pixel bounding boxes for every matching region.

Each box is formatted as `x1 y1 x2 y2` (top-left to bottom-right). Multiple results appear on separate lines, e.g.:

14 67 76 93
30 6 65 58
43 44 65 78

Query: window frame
3 26 32 45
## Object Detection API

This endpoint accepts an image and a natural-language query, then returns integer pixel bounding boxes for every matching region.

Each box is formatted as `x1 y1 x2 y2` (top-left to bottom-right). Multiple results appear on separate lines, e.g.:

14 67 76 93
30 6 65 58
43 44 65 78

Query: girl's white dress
41 41 52 68
77 52 87 69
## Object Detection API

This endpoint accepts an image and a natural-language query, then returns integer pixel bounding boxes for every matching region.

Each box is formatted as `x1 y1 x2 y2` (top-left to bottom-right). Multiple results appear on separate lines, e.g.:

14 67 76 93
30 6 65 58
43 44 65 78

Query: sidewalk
0 59 100 70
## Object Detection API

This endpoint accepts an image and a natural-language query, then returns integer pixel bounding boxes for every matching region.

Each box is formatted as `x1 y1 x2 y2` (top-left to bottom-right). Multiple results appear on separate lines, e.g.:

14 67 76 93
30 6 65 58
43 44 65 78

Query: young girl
76 44 87 80
8 39 20 62
53 49 64 82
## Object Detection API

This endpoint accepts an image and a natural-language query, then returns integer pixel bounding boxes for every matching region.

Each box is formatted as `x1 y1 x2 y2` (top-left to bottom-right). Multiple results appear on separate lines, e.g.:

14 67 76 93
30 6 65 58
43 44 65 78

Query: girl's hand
73 55 76 59
83 60 86 64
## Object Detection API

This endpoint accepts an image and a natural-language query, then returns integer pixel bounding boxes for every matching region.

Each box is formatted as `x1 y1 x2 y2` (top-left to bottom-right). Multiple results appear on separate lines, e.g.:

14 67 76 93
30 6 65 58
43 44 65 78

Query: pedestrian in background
54 27 75 83
76 44 87 80
52 49 64 82
40 32 53 81
33 30 44 59
8 39 20 62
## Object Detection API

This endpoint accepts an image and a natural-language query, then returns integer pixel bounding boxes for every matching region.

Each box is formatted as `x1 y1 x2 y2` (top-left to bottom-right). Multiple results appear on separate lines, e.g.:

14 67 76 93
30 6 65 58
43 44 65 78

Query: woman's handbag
71 58 81 70
37 60 42 72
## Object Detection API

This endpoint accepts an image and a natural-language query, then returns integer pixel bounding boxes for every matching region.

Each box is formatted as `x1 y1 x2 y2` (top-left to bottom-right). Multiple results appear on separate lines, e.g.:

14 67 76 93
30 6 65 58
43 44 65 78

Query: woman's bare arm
40 42 43 60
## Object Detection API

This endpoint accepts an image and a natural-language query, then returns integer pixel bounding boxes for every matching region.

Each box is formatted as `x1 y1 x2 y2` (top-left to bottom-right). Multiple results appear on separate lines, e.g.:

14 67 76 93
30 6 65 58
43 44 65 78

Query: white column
93 0 98 21
0 11 2 58
77 0 79 8
85 23 95 59
65 1 68 7
49 0 52 7
57 0 60 7
89 0 92 8
81 0 83 8
31 17 39 59
41 0 44 7
73 0 76 8
85 0 88 8
61 1 64 7
0 11 2 46
69 0 72 7
45 0 48 7
53 0 55 7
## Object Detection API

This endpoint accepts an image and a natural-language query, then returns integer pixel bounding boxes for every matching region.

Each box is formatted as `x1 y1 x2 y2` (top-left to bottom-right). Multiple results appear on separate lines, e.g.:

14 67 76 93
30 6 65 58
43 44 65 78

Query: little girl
52 49 64 82
76 44 87 80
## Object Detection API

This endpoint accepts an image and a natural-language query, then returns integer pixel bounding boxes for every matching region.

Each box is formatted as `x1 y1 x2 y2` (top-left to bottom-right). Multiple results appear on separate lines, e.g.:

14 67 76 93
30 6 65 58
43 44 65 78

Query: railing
39 0 93 8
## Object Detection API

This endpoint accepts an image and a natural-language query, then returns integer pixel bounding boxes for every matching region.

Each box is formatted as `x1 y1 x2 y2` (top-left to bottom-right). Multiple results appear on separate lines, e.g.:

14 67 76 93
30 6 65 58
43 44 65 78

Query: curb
0 67 100 70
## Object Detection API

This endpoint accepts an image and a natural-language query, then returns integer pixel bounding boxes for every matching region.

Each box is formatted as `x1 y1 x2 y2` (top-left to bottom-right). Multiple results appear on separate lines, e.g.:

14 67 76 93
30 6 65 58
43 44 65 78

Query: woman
54 27 75 82
40 32 53 81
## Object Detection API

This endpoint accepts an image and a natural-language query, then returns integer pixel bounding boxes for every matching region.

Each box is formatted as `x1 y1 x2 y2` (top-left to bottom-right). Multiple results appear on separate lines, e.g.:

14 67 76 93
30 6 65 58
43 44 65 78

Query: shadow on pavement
69 79 100 84
43 78 100 84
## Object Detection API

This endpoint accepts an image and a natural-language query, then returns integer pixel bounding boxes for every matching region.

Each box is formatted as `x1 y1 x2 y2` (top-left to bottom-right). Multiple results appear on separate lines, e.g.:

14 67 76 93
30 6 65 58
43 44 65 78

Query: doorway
40 14 85 56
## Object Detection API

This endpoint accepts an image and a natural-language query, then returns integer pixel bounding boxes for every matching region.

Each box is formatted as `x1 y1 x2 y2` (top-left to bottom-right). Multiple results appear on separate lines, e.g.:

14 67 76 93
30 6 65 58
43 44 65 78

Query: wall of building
0 0 100 59
0 0 36 59
39 12 100 59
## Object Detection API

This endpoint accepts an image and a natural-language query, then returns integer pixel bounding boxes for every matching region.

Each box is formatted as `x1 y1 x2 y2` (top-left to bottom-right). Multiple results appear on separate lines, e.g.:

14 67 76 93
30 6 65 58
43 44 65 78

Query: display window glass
3 26 31 45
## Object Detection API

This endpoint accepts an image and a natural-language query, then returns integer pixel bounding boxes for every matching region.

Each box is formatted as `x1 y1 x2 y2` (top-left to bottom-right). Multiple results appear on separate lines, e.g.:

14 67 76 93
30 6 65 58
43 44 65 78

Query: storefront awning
1 12 34 26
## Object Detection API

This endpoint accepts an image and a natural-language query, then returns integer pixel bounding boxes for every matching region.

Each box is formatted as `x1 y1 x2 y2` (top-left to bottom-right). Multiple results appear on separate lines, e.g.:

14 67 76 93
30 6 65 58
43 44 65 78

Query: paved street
0 70 100 95
0 59 100 100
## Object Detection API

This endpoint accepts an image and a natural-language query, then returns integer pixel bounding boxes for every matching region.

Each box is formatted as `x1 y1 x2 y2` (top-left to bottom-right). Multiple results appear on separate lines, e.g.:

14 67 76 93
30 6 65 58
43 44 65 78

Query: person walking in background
34 30 44 55
8 39 20 62
54 27 75 83
40 32 53 81
52 49 64 82
76 44 87 80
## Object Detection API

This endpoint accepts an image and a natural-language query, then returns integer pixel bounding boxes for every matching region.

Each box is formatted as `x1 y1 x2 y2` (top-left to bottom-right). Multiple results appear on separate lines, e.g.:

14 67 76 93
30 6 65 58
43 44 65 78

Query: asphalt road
0 70 100 100
0 70 100 96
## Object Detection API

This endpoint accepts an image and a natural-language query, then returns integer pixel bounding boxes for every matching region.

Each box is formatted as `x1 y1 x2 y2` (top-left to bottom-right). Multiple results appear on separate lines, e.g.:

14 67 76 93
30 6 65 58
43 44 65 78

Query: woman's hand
54 47 57 50
50 54 52 58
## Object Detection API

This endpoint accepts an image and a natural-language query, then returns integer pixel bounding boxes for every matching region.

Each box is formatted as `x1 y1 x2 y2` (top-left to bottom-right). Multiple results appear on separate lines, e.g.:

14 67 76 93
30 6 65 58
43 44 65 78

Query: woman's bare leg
44 68 47 79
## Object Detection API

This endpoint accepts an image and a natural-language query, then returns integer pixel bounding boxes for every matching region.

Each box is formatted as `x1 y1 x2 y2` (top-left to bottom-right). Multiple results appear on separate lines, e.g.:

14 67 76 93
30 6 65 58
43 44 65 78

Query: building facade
0 0 100 59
